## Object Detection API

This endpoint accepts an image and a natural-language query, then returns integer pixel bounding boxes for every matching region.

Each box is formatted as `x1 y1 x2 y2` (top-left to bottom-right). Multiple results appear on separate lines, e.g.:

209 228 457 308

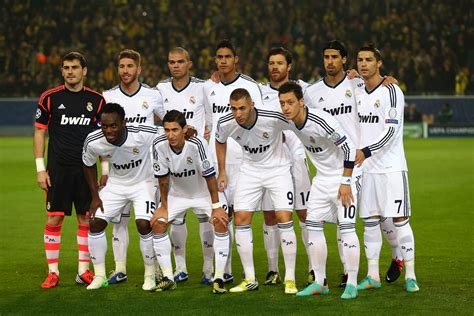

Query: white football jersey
103 84 165 125
288 107 356 178
153 135 215 199
304 75 363 148
156 77 208 137
259 81 307 160
83 125 161 186
205 74 264 165
216 109 290 168
355 82 407 173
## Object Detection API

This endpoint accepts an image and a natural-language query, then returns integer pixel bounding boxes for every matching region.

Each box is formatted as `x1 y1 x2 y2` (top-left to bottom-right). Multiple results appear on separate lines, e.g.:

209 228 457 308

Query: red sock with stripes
44 223 62 274
77 224 91 274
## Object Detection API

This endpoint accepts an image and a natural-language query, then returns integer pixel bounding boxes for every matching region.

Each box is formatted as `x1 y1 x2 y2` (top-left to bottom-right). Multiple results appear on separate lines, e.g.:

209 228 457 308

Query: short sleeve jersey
153 135 215 199
102 83 164 125
216 109 290 168
354 81 407 173
35 85 105 166
82 125 161 185
156 77 208 137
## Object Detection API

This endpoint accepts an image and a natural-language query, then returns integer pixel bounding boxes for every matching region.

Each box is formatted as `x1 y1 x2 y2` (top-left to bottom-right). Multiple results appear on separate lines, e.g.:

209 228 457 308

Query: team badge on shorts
345 89 352 98
142 101 149 109
133 147 140 154
263 132 269 139
202 160 211 169
374 100 380 108
153 162 160 172
35 109 41 119
187 156 193 164
310 136 316 144
86 102 93 112
189 96 196 104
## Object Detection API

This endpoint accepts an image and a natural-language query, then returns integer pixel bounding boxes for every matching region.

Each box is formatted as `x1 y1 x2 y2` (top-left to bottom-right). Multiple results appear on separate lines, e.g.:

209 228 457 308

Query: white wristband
341 176 351 185
212 202 222 209
101 160 109 176
35 158 46 172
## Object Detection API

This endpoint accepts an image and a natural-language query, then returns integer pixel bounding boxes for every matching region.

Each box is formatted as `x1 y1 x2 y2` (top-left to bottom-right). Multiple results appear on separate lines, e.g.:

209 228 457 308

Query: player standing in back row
354 44 419 293
34 52 105 288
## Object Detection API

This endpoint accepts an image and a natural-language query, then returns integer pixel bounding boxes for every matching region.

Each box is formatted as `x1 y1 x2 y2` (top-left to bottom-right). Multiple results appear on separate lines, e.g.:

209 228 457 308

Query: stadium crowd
1 0 472 97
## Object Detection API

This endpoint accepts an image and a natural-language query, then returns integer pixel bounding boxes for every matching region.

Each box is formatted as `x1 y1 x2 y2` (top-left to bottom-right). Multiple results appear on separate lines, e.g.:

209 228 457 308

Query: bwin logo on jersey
181 108 194 119
170 169 196 178
60 114 91 125
244 144 270 154
305 145 323 153
113 159 143 170
359 112 380 123
323 103 352 116
213 103 230 113
125 114 146 124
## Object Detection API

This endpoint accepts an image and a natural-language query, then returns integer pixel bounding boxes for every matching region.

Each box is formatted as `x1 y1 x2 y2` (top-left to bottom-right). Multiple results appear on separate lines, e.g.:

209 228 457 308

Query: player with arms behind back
34 52 104 288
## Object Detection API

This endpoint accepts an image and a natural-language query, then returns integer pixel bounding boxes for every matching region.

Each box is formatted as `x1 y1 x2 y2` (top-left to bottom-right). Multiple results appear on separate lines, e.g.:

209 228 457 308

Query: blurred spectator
1 0 471 97
404 103 423 123
438 103 453 124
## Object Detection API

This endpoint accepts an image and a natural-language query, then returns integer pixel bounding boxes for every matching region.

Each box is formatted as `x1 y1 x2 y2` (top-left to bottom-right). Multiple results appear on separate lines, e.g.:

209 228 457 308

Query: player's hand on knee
211 207 229 227
217 173 228 192
90 196 104 219
338 184 354 209
151 206 168 227
37 171 51 191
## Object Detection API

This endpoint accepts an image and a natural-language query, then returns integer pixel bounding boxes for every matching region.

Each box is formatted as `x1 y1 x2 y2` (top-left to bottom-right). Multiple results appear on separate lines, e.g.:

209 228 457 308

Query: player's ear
82 66 88 77
288 63 292 73
377 60 383 68
342 56 347 65
235 55 239 64
183 124 189 134
188 60 193 69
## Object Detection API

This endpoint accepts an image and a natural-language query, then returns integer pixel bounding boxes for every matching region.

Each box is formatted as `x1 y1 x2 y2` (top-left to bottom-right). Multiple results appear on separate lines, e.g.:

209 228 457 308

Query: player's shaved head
63 52 87 68
169 47 190 61
278 81 303 100
163 110 187 128
230 88 252 103
100 103 125 121
323 40 347 58
118 49 141 66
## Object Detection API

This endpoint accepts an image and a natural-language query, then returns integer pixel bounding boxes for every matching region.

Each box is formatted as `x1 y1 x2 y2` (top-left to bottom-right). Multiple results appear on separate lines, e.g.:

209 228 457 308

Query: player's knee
275 210 292 223
76 214 89 225
213 221 227 233
393 216 408 223
152 220 168 234
296 209 307 223
263 211 278 226
135 219 152 235
89 218 107 233
46 215 64 226
234 211 252 225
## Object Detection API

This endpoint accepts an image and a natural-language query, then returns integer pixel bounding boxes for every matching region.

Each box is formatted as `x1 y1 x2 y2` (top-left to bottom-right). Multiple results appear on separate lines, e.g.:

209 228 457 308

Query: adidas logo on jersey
164 98 169 103
359 112 380 123
264 96 270 100
170 169 196 178
323 104 352 116
113 159 142 170
58 104 66 109
60 114 91 125
305 145 323 153
213 103 230 113
211 91 216 96
318 97 325 102
243 144 270 154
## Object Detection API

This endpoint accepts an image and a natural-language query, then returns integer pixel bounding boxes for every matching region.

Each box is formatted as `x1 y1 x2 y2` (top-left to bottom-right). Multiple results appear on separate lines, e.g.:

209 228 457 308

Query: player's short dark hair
118 49 141 66
215 39 237 56
267 47 293 64
230 88 252 102
278 81 303 100
62 52 87 68
100 103 125 121
163 110 187 128
323 40 348 58
358 44 383 61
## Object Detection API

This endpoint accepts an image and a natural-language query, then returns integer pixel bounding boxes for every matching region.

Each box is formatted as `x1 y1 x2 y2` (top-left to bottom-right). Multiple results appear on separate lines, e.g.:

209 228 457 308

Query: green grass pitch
0 137 473 315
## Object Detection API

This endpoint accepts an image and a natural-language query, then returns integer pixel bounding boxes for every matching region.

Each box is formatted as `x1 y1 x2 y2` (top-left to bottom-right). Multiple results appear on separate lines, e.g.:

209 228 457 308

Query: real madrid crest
35 109 41 119
189 96 196 104
142 101 149 109
133 147 140 154
187 156 193 164
374 100 380 108
263 132 269 139
86 102 93 112
345 89 352 98
309 136 316 144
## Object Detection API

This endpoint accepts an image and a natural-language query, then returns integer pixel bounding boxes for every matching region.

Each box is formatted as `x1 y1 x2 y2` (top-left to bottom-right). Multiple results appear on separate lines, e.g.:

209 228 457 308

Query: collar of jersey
172 77 191 93
238 108 258 130
169 141 186 155
365 77 385 94
323 73 346 89
220 73 240 86
119 83 142 97
294 106 309 130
